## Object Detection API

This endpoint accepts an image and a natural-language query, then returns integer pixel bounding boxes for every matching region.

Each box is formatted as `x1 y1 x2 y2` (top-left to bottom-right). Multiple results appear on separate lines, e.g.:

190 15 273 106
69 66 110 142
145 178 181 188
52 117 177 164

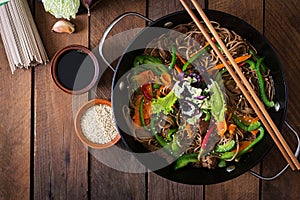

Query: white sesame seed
80 104 118 144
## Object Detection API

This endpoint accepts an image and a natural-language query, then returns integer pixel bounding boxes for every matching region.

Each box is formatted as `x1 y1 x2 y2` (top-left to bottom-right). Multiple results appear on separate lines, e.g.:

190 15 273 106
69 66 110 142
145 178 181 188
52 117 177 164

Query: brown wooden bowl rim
74 99 121 149
51 44 99 95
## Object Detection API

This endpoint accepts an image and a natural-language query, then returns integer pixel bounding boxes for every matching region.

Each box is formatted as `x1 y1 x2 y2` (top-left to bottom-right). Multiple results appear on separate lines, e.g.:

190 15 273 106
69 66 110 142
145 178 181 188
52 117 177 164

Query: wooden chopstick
180 0 300 170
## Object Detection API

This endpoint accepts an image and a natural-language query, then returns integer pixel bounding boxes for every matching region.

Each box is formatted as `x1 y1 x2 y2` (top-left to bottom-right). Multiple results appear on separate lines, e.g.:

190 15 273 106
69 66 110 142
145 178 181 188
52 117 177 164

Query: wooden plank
0 0 33 199
89 0 147 199
149 179 203 200
33 2 89 199
205 1 263 199
262 0 300 199
89 0 147 49
147 1 205 199
207 0 263 32
265 0 300 126
0 34 31 200
148 0 198 20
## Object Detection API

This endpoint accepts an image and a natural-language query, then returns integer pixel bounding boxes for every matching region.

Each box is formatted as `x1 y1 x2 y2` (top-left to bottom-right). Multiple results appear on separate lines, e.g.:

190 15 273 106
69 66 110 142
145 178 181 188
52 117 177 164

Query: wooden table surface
1 0 299 199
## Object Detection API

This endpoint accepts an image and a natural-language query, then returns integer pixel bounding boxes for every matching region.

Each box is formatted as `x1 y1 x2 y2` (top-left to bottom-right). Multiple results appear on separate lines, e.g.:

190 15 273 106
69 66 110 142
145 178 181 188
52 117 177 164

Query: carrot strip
232 141 252 153
215 54 252 70
177 53 187 65
237 141 252 152
228 124 236 135
251 129 259 135
217 120 227 137
155 86 165 98
174 63 183 74
227 112 233 124
186 123 192 138
242 115 259 124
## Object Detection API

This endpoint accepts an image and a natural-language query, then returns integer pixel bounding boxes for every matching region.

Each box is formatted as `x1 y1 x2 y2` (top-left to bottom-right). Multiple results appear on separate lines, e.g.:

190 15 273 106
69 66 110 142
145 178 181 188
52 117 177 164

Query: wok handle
98 12 153 72
249 121 300 180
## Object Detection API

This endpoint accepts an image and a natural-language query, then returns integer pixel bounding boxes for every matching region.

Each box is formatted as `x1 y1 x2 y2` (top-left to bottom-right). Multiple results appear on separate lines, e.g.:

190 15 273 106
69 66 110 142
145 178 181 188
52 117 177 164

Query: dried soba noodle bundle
0 0 48 73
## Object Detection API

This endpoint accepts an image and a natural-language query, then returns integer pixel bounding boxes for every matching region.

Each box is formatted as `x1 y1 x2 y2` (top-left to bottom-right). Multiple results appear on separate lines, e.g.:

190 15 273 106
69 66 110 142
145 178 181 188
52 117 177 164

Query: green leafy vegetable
42 0 80 20
152 91 177 115
206 81 226 122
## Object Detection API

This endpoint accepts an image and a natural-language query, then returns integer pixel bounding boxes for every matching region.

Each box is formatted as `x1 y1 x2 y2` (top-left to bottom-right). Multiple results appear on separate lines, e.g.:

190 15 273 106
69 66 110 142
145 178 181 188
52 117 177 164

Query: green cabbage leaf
42 0 80 20
152 91 178 115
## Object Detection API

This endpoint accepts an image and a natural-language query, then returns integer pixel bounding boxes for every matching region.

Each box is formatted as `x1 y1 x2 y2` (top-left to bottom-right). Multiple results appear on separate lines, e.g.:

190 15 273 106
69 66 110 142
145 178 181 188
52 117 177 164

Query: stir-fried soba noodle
125 22 275 169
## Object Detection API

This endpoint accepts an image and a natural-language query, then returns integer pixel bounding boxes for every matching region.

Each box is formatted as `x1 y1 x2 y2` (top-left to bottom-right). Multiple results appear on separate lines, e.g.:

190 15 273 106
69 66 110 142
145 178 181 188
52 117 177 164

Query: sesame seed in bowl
74 99 121 149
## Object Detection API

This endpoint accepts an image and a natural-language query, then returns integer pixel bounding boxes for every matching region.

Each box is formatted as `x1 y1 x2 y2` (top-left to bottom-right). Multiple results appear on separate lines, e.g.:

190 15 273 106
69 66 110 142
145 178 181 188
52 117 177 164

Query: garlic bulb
51 20 75 34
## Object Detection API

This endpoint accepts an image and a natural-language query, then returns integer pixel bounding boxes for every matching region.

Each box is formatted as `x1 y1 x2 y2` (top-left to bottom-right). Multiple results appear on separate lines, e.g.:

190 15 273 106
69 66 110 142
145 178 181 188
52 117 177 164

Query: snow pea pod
214 139 236 153
255 58 275 107
232 114 261 132
245 58 274 108
174 153 199 170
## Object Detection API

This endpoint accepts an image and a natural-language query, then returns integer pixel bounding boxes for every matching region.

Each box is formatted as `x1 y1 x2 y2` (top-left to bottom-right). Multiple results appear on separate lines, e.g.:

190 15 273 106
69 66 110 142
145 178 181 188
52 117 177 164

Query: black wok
110 10 287 185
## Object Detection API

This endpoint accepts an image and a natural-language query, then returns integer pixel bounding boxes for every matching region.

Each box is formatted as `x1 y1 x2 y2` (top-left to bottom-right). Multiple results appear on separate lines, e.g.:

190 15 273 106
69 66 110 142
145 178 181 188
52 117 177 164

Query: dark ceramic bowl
51 45 99 95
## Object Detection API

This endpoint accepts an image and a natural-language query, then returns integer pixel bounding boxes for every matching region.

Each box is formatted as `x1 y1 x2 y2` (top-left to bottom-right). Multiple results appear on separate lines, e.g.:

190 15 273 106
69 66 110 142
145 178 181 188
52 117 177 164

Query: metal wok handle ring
98 12 153 72
249 121 300 180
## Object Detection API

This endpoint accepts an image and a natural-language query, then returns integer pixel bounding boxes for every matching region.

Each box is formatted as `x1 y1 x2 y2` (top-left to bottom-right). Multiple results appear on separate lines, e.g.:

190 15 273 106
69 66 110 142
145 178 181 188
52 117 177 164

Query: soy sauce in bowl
51 45 99 95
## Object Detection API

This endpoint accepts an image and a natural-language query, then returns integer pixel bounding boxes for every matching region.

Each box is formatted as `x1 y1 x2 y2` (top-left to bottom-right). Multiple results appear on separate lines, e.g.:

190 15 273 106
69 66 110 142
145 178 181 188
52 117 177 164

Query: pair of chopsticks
180 0 300 170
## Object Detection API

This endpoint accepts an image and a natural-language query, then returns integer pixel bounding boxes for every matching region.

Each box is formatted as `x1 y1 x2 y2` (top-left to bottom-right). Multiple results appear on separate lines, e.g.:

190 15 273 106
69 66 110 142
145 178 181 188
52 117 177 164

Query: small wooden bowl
51 45 99 95
74 99 121 149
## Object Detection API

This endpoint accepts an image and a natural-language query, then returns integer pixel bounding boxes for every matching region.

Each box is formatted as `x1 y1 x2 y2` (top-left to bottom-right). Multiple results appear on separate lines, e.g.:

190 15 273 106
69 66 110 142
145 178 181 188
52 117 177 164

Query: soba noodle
125 21 274 169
